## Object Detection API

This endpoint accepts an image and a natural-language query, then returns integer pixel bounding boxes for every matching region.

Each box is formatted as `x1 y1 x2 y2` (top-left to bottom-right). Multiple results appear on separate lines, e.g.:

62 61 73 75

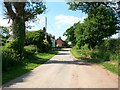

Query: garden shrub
25 30 45 51
24 45 38 53
42 40 51 52
5 40 24 55
24 45 38 60
1 38 7 46
5 40 17 49
25 30 53 52
2 47 21 71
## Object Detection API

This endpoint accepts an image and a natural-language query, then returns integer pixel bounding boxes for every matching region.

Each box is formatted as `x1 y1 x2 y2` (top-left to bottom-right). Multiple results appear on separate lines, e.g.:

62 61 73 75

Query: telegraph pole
44 16 47 41
45 17 47 30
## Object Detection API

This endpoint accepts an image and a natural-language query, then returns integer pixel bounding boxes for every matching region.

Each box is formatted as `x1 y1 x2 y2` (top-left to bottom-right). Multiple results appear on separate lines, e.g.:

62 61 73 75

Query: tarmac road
3 48 118 88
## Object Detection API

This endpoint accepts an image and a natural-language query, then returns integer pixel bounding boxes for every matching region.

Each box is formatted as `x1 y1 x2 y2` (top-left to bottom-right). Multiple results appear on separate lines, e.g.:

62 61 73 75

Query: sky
0 1 119 40
27 2 87 40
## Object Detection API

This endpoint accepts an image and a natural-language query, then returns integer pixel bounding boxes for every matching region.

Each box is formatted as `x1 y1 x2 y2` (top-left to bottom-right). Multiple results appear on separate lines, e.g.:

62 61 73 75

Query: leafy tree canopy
65 5 118 49
63 22 79 46
4 1 46 21
67 2 110 13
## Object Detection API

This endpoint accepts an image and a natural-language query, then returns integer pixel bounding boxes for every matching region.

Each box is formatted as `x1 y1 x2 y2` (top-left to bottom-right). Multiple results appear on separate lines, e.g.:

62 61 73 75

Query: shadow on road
2 71 33 88
60 49 70 51
57 53 70 55
3 60 91 88
46 60 91 66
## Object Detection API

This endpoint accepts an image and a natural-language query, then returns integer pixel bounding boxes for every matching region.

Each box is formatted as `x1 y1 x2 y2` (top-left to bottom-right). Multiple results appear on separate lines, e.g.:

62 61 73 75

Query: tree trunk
12 17 25 57
4 2 26 58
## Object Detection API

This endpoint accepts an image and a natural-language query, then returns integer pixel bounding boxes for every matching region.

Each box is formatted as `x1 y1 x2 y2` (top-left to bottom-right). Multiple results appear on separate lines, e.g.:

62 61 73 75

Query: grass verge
2 51 57 84
71 48 119 76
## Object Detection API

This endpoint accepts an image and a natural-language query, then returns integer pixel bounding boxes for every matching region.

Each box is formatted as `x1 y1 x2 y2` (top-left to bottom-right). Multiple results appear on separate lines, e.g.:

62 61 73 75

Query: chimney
59 37 61 39
43 27 46 32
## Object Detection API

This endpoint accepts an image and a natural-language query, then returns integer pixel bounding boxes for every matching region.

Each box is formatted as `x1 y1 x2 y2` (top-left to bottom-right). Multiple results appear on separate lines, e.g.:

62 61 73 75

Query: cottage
56 37 67 47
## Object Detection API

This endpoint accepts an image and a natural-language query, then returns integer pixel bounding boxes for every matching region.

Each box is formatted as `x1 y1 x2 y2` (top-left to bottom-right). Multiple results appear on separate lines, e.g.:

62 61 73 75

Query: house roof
56 37 64 42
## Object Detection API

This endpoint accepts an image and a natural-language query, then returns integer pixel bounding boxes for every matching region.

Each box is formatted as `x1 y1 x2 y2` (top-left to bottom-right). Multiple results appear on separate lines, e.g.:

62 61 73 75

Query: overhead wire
47 20 60 37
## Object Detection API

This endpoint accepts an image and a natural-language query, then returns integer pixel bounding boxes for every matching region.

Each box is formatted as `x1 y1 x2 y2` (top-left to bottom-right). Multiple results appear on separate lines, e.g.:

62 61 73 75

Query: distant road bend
3 48 118 88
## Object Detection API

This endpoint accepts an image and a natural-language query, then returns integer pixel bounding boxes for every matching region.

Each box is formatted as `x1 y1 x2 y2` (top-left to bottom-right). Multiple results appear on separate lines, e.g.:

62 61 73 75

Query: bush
1 38 7 46
98 38 120 53
2 47 21 71
71 45 92 59
41 40 50 52
5 40 24 55
25 30 45 51
24 45 39 60
94 38 120 61
81 44 89 50
91 51 110 61
110 53 120 61
5 40 17 49
24 45 38 53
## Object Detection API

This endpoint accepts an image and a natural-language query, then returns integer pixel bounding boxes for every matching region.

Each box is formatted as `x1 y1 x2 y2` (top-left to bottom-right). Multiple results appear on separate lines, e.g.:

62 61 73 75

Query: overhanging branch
4 2 15 20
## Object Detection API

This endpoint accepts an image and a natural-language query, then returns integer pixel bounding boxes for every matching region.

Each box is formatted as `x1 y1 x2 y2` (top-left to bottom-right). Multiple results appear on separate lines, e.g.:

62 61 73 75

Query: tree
117 1 120 17
4 1 46 57
67 1 119 49
74 22 86 48
75 6 118 49
67 2 110 13
63 22 78 46
115 1 120 31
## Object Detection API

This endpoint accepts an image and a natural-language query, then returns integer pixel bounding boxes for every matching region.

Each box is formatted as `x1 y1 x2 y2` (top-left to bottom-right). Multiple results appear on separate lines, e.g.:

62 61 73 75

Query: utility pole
45 17 47 30
44 16 47 41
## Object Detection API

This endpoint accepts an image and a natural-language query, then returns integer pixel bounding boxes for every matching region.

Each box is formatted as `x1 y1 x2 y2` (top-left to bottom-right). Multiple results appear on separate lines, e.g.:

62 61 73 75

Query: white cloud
26 15 45 31
26 15 46 31
55 14 87 26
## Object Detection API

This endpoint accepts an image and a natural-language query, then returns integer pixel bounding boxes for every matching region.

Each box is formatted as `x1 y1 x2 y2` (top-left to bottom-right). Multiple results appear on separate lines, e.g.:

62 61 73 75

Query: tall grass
71 39 120 75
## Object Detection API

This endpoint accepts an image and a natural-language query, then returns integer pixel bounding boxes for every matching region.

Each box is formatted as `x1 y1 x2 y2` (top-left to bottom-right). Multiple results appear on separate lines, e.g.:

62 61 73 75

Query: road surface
3 48 118 88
